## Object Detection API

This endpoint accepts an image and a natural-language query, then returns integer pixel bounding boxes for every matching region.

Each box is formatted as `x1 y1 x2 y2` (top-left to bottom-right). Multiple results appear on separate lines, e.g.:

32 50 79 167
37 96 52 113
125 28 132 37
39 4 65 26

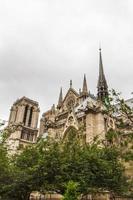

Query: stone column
16 104 26 123
31 110 36 128
31 108 39 129
38 118 45 136
25 106 31 127
86 113 95 143
8 107 13 124
9 106 17 123
33 132 37 142
96 113 106 141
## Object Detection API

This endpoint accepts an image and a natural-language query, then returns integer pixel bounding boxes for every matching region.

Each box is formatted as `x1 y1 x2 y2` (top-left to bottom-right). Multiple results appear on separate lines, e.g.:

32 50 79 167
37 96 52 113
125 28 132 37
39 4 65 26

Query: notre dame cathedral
6 49 115 154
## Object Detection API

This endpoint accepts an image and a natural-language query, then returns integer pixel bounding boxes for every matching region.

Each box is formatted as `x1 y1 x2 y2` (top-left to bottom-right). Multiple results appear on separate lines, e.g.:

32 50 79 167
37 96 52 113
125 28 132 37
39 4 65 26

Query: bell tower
7 96 40 154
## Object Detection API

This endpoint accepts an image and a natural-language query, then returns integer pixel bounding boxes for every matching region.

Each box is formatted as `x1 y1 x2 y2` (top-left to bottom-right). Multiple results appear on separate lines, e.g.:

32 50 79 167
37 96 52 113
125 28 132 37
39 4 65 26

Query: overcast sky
0 0 133 121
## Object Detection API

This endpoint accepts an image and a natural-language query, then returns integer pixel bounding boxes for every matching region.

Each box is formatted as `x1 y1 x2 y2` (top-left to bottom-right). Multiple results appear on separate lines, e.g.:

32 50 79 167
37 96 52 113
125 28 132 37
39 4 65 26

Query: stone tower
7 96 40 154
97 48 108 101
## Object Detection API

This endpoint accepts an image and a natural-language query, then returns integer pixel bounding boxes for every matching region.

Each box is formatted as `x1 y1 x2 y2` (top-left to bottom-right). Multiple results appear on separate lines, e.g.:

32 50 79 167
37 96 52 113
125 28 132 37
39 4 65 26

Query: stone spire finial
79 88 81 95
70 80 72 88
80 74 89 100
82 74 88 95
57 87 63 109
51 104 55 113
97 48 108 101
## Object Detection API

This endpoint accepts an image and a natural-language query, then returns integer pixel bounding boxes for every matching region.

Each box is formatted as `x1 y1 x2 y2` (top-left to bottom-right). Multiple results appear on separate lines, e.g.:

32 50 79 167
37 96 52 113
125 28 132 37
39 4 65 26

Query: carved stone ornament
44 118 56 129
86 100 102 113
66 96 75 110
106 116 115 131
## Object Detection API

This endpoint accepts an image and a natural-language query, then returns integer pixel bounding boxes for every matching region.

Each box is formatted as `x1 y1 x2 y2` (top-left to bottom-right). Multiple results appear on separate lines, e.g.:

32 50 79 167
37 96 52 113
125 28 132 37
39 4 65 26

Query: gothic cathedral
7 49 114 154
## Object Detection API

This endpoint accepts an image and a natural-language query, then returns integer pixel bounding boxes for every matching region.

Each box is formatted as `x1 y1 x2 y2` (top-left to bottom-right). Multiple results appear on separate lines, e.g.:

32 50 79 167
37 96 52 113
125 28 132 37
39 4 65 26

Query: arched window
28 107 33 127
23 105 28 125
63 126 78 140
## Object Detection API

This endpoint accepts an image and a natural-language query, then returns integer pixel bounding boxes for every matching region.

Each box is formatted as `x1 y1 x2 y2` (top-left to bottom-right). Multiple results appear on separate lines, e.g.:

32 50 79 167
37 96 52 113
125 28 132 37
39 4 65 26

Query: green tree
63 181 79 200
0 121 130 199
0 127 13 200
10 146 40 200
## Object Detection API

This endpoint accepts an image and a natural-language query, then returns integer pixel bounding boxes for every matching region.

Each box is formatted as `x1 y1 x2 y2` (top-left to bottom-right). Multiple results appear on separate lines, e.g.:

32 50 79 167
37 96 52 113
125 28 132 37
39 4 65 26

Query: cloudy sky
0 0 133 121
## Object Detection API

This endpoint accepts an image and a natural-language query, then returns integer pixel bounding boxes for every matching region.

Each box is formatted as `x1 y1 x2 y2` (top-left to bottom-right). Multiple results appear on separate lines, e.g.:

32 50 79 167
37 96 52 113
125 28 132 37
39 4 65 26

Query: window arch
63 126 78 140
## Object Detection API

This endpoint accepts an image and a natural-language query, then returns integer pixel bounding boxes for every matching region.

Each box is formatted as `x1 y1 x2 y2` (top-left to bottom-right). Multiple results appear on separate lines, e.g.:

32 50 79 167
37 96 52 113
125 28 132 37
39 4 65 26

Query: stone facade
6 49 113 152
6 96 40 154
39 48 111 142
39 85 114 143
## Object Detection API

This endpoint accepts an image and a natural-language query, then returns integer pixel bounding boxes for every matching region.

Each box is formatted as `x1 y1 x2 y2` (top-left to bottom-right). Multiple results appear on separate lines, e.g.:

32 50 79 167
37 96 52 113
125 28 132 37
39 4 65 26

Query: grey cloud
0 0 133 120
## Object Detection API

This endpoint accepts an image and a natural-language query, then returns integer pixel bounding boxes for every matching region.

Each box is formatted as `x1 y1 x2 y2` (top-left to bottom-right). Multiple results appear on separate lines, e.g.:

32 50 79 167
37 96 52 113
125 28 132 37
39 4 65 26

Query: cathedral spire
97 48 108 101
57 87 63 109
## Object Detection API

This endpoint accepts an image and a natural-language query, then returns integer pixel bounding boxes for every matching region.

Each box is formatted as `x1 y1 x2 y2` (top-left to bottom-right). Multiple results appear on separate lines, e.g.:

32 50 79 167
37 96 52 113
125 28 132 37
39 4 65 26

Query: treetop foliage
0 90 133 199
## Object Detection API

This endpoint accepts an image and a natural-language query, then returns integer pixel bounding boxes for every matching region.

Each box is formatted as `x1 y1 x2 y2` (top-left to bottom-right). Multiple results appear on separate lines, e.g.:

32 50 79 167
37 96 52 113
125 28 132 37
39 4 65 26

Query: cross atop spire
57 87 63 109
97 48 108 101
70 80 72 88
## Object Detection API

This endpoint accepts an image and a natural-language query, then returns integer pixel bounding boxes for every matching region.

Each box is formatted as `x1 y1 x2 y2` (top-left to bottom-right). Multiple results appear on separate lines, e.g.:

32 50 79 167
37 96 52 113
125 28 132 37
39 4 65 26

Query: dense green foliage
0 91 133 199
0 128 130 200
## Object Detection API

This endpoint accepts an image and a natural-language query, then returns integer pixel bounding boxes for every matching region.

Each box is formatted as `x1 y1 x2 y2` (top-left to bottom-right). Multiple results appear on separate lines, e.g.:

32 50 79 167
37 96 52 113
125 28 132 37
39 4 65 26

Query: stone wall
30 193 133 200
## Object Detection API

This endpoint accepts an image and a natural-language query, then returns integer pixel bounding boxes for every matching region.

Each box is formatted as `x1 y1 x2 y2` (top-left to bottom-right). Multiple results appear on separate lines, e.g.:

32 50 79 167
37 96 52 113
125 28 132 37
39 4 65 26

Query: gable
63 88 79 103
62 88 79 109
